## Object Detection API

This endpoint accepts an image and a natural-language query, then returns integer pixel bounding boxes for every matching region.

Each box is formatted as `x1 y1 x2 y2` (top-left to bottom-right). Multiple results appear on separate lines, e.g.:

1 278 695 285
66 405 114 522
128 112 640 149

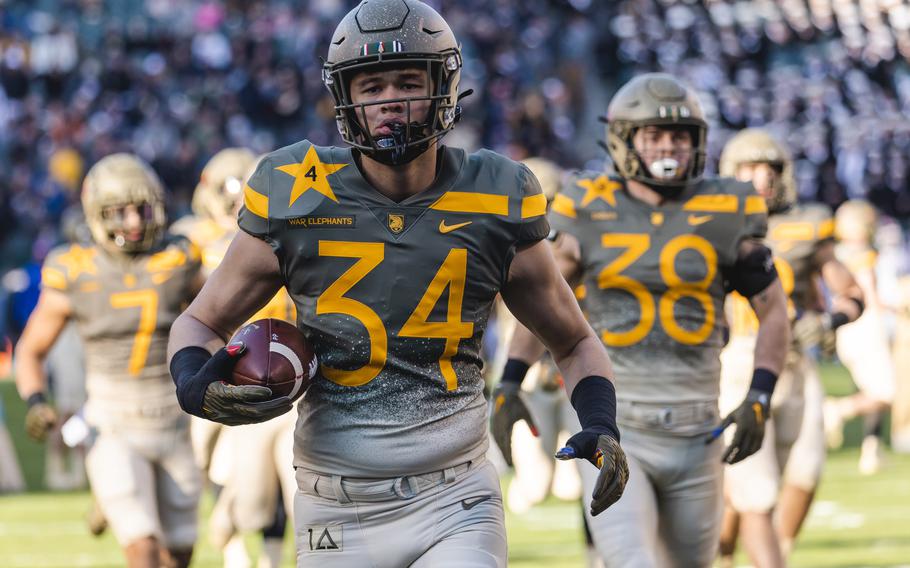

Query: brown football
229 318 317 402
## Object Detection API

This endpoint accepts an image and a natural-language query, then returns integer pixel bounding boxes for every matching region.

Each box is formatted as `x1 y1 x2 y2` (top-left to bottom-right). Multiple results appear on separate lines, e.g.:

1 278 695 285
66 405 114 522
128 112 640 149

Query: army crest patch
388 213 405 234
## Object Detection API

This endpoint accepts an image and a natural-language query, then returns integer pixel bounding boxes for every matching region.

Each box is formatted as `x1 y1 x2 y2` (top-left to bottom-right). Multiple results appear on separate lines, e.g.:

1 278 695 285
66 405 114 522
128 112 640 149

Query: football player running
167 2 628 567
828 200 895 472
15 154 204 568
494 74 790 568
717 129 864 566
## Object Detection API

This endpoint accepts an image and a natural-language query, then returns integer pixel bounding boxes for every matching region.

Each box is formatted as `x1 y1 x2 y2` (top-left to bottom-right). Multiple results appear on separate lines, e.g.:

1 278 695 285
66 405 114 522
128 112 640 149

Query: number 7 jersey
239 141 549 477
549 172 768 405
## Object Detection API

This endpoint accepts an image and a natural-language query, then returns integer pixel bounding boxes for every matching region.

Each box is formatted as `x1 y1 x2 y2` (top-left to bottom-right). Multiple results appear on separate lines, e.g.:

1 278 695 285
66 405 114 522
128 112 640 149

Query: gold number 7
110 289 158 376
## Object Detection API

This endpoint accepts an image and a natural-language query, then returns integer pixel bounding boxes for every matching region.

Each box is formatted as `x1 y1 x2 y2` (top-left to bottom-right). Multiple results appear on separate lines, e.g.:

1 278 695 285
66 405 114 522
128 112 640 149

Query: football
228 318 317 402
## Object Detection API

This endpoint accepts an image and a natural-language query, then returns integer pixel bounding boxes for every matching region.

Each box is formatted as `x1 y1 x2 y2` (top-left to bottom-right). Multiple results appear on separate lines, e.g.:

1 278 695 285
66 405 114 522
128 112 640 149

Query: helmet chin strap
372 122 433 166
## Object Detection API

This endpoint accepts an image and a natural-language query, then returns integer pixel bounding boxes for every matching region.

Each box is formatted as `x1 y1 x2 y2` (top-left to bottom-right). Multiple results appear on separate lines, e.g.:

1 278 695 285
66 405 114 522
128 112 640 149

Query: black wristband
570 375 620 442
749 367 778 395
829 312 850 330
500 358 531 386
169 346 215 418
26 392 48 408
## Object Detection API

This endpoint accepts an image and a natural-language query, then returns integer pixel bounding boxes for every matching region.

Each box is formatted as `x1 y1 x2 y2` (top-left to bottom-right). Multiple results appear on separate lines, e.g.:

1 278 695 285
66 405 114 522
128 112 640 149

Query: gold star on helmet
275 146 349 207
578 176 623 208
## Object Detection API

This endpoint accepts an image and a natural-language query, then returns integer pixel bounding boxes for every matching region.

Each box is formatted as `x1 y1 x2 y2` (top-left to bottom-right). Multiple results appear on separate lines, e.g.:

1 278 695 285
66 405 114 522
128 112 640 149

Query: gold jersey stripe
770 222 815 241
744 195 768 215
429 192 509 215
521 193 547 219
147 249 187 272
41 267 67 290
243 183 269 219
682 194 738 213
550 193 577 218
817 218 835 239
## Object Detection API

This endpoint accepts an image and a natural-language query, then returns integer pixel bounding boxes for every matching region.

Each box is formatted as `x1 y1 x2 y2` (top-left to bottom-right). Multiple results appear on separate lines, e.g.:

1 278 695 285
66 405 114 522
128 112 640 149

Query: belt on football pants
617 400 718 430
296 458 478 504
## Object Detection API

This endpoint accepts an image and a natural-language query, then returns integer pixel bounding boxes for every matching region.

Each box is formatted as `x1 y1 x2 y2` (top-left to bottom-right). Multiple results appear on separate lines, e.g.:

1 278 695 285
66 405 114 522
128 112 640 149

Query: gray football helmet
323 0 464 165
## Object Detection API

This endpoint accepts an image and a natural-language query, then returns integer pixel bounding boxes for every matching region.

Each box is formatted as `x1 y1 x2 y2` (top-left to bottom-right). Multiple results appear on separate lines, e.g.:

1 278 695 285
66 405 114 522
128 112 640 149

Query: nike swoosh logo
460 495 491 510
439 220 472 233
688 214 713 226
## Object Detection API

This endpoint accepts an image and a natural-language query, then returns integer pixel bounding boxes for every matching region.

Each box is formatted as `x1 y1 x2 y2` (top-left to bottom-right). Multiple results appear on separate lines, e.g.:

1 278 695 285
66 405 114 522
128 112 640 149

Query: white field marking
807 500 865 529
3 553 121 567
270 341 305 400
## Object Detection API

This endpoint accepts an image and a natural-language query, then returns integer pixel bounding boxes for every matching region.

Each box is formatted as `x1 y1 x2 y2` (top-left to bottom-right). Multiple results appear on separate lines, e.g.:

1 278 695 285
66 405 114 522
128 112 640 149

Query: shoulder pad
41 243 98 292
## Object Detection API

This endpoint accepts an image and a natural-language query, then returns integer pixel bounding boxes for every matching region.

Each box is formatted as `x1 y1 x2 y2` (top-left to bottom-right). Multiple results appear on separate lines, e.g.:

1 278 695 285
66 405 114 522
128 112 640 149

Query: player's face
222 176 244 219
102 202 152 247
632 126 693 181
349 67 432 138
735 162 780 203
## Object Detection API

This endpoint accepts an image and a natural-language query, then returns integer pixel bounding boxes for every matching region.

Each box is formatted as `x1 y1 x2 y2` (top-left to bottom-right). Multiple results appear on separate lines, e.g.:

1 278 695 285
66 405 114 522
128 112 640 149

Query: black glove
712 388 770 464
24 393 58 442
178 343 293 426
490 381 537 467
557 431 628 516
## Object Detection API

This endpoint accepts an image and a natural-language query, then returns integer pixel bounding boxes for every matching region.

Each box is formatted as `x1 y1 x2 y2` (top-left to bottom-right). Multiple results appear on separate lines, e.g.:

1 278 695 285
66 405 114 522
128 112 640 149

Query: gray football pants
579 404 724 568
294 457 506 567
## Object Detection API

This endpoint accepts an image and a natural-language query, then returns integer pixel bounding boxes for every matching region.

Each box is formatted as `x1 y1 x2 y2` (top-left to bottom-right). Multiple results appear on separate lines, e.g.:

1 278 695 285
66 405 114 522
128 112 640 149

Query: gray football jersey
239 141 549 477
42 236 201 430
549 172 768 404
727 203 834 339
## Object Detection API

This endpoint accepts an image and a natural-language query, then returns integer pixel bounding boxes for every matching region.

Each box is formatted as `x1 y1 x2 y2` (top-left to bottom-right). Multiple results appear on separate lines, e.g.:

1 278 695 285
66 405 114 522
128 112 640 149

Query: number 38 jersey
41 236 201 430
239 141 549 477
549 173 768 404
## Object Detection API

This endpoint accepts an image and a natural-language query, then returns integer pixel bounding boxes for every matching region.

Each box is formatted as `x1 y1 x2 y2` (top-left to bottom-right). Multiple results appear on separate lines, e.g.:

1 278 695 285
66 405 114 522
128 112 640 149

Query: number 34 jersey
239 141 549 477
549 173 768 405
41 236 202 430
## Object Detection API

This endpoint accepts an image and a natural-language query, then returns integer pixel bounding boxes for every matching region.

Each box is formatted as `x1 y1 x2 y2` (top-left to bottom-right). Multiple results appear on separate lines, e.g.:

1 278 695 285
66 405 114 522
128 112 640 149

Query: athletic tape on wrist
749 367 778 396
169 346 215 417
500 358 531 386
570 375 620 442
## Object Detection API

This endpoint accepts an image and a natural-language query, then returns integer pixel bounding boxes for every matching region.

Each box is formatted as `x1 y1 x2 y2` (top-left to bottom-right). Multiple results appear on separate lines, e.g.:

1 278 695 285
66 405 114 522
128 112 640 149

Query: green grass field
2 364 909 567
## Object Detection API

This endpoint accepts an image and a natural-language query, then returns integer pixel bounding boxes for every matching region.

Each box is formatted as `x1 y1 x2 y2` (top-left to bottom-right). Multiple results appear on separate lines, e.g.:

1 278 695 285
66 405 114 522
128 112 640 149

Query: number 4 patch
307 525 343 551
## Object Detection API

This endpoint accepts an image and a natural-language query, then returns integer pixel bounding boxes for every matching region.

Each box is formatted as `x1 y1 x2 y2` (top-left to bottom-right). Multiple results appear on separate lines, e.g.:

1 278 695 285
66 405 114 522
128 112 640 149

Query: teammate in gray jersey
167 2 628 567
15 153 204 568
494 74 791 567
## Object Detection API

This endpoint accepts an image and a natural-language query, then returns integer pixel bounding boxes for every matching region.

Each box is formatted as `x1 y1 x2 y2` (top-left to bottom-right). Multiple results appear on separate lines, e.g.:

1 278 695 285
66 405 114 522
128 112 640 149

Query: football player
491 158 583 514
15 154 204 568
167 2 628 566
828 200 895 473
716 129 864 566
494 74 791 568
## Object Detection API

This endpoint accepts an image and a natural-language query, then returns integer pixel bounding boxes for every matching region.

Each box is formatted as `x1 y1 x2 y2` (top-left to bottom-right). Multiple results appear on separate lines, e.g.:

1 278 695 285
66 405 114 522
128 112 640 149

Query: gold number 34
316 241 473 390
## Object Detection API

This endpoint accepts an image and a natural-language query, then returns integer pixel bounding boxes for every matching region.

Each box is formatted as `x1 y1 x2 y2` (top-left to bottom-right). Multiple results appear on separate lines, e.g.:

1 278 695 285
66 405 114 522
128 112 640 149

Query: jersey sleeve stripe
429 192 509 215
521 193 547 219
550 193 577 218
41 267 67 290
243 183 269 219
744 195 768 215
817 218 835 239
682 194 738 213
770 222 815 241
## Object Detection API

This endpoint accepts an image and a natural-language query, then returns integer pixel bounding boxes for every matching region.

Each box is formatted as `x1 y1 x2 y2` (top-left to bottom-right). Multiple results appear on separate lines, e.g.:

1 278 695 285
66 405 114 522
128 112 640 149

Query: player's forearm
167 311 231 363
553 332 615 398
13 349 49 400
752 288 789 376
506 322 548 367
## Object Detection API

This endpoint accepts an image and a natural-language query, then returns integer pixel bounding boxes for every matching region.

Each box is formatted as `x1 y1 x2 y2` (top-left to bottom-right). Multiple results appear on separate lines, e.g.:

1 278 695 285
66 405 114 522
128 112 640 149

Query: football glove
25 394 58 442
197 344 293 426
490 381 537 467
713 388 770 464
556 431 629 516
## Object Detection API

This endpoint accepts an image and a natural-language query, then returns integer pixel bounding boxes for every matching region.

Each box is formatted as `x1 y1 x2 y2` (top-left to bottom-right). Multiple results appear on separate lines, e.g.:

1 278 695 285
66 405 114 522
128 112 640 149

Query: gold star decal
275 146 348 207
578 176 623 208
56 245 97 281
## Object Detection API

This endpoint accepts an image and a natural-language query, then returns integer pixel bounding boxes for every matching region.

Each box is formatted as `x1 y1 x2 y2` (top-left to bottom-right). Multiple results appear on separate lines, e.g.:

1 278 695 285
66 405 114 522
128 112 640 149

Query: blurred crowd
2 0 910 313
